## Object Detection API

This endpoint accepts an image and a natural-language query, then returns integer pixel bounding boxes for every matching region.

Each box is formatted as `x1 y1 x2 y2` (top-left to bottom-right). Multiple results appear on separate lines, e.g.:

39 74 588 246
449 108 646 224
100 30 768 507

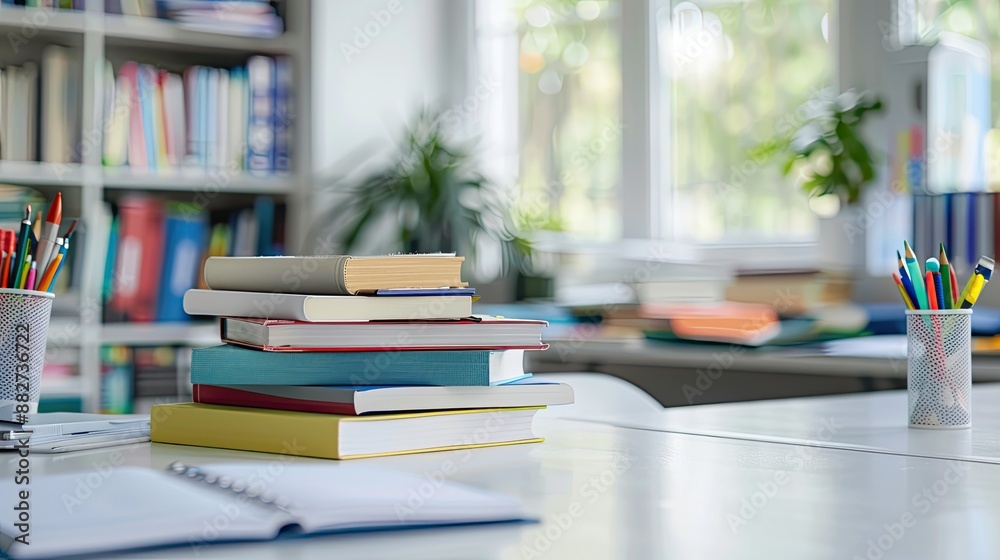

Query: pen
958 256 994 309
11 205 30 290
35 192 61 276
25 261 36 291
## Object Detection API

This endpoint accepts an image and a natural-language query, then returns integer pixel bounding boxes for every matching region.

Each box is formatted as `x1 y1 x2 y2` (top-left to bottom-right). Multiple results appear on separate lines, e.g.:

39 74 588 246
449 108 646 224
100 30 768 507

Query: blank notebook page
0 467 289 560
198 463 527 533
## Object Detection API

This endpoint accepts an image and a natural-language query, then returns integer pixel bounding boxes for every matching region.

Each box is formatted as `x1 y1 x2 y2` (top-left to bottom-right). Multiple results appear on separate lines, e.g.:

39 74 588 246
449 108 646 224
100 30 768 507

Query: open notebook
0 462 529 559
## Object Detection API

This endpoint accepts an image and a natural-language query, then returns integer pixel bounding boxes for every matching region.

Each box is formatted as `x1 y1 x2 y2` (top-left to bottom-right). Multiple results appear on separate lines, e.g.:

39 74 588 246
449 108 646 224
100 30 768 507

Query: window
658 0 832 243
476 0 622 241
476 0 833 246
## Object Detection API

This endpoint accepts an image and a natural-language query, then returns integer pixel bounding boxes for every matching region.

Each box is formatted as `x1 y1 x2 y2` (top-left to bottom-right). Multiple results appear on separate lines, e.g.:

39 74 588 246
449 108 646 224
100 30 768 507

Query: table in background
530 337 1000 406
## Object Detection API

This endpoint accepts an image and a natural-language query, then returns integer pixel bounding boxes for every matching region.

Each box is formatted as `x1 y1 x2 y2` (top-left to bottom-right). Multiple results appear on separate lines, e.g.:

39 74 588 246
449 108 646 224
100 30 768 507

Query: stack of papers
0 413 150 453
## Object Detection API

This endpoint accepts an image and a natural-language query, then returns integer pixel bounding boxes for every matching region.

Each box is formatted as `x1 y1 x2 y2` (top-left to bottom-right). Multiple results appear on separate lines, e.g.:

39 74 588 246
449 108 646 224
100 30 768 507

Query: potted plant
314 110 532 281
779 89 884 272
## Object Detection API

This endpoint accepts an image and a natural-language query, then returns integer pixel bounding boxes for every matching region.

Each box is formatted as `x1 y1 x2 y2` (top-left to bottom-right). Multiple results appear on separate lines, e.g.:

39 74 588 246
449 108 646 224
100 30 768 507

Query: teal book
190 345 526 387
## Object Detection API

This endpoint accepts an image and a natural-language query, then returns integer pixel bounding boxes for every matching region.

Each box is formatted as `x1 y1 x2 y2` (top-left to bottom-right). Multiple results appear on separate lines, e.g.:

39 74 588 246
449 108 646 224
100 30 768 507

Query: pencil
37 250 62 292
939 243 954 309
17 255 30 290
904 242 929 310
893 272 915 310
897 250 920 309
926 271 938 310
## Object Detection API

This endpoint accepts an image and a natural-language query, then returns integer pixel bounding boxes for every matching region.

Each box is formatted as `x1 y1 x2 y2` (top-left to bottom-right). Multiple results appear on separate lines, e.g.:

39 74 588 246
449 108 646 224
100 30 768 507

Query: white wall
311 0 466 180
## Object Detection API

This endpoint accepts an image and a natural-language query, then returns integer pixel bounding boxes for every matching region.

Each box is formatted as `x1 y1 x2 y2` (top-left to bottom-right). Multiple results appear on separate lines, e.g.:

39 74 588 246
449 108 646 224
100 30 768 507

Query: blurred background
4 0 1000 413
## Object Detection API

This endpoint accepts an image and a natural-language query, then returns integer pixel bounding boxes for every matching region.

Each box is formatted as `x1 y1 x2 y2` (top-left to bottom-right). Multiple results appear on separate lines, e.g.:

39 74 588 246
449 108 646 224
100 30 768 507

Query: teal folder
190 345 497 386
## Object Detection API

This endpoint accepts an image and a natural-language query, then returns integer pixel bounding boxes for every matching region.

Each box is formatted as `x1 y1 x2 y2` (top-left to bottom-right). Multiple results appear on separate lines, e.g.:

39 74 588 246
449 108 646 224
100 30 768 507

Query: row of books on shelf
106 0 285 38
104 55 291 175
913 192 996 275
2 0 285 39
146 254 574 459
0 49 290 173
0 46 81 163
100 194 284 323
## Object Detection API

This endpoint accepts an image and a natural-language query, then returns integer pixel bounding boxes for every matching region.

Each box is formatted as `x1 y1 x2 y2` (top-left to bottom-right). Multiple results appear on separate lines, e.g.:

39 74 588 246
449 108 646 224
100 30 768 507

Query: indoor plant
778 89 884 272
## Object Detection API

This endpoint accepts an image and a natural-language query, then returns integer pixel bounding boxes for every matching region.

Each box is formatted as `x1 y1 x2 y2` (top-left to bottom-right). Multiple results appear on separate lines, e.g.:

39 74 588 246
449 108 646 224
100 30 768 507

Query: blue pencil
897 250 920 309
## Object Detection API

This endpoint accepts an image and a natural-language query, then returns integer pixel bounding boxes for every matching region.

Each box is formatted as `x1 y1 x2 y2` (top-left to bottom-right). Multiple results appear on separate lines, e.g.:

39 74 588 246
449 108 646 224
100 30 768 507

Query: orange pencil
36 252 62 292
926 271 938 310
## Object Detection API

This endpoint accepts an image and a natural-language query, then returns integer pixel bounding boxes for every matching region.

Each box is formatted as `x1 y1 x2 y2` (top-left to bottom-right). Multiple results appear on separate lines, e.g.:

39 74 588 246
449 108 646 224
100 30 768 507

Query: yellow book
151 403 544 460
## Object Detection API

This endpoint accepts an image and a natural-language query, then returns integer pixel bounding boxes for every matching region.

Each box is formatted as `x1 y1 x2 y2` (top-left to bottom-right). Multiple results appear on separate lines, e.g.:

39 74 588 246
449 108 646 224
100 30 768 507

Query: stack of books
150 254 573 459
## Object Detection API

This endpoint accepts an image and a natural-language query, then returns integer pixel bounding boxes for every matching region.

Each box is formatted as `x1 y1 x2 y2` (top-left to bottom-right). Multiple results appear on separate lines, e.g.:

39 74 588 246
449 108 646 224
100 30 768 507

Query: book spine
194 385 359 415
273 56 290 173
246 56 275 175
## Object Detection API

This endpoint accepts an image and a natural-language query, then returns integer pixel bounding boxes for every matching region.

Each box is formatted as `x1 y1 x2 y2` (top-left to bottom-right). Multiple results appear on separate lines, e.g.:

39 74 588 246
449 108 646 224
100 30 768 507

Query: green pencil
939 243 954 309
904 241 928 310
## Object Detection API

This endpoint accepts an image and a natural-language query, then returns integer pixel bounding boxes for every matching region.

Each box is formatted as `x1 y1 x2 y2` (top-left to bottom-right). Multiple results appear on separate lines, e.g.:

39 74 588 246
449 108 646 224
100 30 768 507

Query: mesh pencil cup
0 288 54 423
906 309 972 429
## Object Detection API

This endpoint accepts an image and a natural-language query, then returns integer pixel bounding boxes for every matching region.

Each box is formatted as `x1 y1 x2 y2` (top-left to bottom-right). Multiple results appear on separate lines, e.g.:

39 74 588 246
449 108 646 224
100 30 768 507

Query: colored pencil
939 243 954 309
904 241 929 310
47 239 69 292
17 255 30 290
925 271 938 310
37 252 62 292
897 250 920 309
893 272 915 310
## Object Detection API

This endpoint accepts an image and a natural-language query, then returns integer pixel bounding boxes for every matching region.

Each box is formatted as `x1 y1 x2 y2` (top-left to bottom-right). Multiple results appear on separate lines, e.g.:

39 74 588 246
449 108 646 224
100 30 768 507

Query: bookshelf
0 1 313 412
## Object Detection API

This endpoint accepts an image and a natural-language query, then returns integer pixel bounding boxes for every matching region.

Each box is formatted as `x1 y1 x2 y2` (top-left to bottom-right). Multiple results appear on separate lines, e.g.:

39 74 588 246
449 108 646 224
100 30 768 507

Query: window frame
472 0 873 269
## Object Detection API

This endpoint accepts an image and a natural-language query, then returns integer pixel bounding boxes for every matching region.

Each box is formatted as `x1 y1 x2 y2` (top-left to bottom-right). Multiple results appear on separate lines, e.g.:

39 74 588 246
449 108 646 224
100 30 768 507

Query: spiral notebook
0 462 529 559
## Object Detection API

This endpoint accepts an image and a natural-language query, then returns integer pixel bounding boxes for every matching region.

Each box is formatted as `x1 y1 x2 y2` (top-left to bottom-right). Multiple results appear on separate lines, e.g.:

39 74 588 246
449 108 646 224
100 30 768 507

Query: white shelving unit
0 2 313 412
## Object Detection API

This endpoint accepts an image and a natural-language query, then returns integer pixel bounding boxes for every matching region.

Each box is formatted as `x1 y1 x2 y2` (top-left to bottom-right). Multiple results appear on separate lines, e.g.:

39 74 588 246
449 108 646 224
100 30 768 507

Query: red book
109 197 164 322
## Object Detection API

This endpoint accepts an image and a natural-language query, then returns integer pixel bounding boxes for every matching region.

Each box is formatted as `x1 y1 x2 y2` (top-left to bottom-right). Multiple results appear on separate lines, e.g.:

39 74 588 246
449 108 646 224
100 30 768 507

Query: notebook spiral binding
167 461 291 511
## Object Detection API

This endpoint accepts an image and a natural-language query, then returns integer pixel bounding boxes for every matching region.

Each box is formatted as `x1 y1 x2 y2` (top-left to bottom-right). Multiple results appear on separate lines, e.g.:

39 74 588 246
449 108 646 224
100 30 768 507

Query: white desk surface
6 397 1000 558
545 373 1000 465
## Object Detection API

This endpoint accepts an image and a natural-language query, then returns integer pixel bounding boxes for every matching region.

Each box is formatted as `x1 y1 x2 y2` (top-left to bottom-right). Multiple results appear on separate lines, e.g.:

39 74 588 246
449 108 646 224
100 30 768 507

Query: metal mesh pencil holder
0 288 54 423
906 309 972 429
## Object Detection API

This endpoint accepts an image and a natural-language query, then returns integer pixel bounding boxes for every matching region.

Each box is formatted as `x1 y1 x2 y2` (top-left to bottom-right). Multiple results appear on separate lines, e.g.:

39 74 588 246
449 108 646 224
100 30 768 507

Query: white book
216 68 229 170
165 72 185 167
0 463 525 559
0 68 5 160
205 67 218 169
42 47 70 163
182 289 473 322
3 66 17 161
104 63 131 166
23 62 37 162
227 66 246 170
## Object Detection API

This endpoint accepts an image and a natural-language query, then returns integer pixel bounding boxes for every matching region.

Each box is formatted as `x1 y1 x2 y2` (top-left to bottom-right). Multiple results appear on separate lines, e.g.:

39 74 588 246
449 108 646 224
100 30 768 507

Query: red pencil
926 271 938 310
